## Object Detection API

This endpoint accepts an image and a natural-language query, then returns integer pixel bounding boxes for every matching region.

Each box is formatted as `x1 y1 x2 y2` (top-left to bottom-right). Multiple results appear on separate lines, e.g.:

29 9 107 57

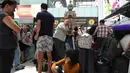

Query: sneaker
15 65 25 71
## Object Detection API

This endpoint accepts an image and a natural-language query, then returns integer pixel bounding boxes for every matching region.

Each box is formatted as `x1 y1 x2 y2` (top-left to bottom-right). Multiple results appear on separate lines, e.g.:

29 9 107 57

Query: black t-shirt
36 11 54 37
0 12 17 49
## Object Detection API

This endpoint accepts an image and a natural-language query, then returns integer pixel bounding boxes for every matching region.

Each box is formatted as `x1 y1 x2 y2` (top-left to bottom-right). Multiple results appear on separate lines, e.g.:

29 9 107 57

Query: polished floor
11 59 130 73
11 60 46 73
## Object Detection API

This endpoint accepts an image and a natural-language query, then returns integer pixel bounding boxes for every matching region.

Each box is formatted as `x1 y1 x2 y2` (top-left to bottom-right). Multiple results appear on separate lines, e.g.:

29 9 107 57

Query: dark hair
100 20 105 24
2 0 17 8
41 3 48 10
74 26 78 31
65 49 79 66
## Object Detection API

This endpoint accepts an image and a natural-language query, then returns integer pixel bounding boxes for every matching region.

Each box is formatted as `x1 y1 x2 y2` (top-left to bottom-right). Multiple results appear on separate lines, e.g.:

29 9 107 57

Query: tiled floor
11 60 46 73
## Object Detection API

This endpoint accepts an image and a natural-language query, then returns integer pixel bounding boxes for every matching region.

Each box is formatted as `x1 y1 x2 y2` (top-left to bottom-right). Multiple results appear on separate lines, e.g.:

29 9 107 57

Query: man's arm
107 27 112 35
34 20 41 40
53 22 55 33
58 23 67 35
61 28 66 34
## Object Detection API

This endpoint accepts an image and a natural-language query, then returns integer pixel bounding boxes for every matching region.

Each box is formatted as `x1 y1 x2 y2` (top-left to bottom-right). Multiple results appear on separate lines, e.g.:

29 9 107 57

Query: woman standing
0 0 21 73
78 26 94 73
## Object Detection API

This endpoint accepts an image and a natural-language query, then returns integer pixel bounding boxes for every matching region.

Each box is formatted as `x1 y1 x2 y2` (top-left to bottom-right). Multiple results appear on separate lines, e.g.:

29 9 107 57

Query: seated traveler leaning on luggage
51 49 80 73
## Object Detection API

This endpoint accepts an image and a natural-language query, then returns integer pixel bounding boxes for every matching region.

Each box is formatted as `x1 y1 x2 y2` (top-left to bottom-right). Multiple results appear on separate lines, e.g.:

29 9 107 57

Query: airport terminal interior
0 0 130 73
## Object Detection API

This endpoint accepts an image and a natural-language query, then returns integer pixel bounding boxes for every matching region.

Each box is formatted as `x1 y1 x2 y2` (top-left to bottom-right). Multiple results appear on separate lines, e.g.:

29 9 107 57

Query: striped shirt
93 25 110 37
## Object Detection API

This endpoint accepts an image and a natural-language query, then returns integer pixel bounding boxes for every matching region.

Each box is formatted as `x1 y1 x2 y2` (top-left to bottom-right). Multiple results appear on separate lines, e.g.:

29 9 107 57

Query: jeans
13 48 21 67
97 37 106 55
0 49 15 73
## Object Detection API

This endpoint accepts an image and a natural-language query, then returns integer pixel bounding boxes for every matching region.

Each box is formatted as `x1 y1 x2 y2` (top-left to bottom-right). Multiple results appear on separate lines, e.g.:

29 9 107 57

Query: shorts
36 35 53 52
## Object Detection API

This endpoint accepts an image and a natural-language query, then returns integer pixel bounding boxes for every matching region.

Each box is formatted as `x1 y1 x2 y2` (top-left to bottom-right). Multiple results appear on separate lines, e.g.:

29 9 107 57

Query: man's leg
97 37 105 55
37 51 44 73
47 51 52 73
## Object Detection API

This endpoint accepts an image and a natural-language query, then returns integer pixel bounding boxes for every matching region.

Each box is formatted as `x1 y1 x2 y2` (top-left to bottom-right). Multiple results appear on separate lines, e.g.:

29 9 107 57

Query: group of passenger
0 0 112 73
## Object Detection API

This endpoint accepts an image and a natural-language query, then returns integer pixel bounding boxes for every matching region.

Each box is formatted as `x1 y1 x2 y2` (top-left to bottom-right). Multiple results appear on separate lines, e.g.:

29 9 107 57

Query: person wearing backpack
78 26 94 73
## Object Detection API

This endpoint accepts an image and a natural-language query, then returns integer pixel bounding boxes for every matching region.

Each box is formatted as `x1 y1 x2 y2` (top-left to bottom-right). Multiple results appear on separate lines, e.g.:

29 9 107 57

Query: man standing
53 18 69 61
93 20 110 55
34 3 55 73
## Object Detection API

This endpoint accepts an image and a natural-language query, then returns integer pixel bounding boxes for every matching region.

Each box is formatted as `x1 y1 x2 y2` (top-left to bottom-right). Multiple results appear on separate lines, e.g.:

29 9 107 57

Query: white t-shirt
53 22 68 42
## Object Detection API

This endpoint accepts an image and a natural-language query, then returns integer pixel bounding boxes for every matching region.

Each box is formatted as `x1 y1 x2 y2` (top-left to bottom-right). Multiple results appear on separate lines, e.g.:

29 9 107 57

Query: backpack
78 32 93 49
